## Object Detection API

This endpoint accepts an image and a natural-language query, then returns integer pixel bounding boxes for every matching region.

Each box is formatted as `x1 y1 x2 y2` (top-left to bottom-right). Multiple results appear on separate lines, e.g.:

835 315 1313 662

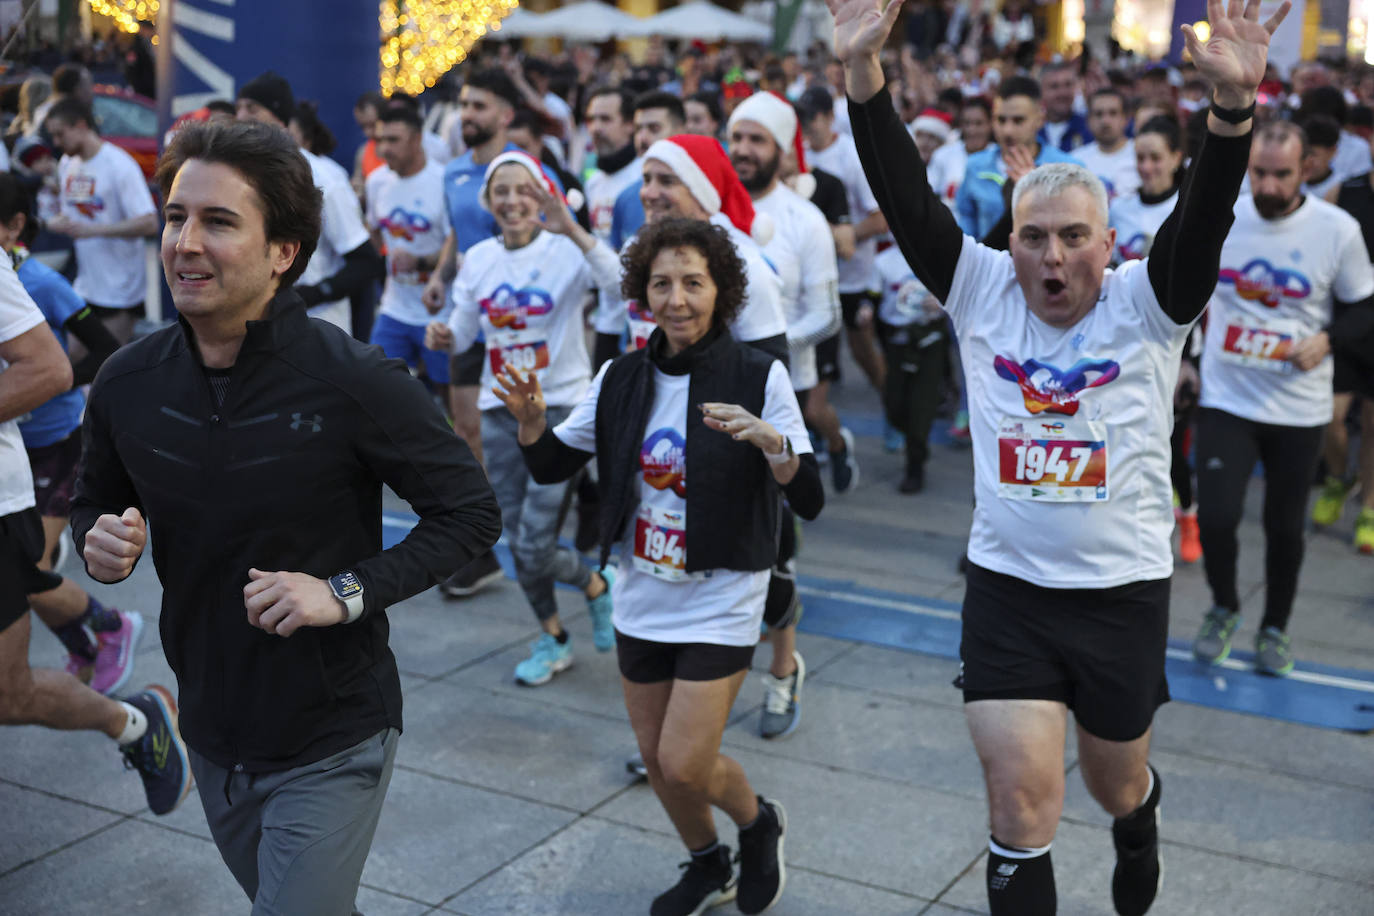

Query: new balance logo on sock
996 864 1018 877
1206 457 1224 470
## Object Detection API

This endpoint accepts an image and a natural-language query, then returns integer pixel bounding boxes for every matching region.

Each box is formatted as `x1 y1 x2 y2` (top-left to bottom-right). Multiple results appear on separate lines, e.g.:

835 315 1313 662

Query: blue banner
166 0 380 170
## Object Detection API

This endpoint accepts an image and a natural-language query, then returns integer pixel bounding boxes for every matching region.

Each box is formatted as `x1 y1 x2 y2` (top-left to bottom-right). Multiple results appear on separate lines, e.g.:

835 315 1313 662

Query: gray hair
1010 163 1109 229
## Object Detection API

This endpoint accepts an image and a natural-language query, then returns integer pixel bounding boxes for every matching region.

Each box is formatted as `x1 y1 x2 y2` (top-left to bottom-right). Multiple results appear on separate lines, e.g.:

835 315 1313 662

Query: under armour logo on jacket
290 413 323 433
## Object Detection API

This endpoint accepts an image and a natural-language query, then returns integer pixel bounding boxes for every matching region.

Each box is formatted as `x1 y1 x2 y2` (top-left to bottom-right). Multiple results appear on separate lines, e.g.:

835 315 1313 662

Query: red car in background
92 83 158 179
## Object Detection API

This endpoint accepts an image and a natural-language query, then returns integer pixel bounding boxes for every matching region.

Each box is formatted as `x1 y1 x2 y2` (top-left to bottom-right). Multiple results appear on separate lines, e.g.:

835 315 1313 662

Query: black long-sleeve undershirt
848 86 1252 324
64 306 121 386
294 241 382 307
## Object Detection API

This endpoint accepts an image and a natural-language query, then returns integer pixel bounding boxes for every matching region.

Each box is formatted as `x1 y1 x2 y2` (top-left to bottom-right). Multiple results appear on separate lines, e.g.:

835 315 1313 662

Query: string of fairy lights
379 0 519 96
86 0 518 98
87 0 158 33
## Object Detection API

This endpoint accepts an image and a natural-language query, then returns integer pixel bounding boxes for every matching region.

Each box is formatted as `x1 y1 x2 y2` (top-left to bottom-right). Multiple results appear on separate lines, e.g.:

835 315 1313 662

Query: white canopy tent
511 1 650 41
486 6 547 39
637 1 772 42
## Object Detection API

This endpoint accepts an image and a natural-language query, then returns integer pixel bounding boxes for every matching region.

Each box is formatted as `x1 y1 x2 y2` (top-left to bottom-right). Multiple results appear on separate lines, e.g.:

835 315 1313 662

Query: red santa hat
644 134 773 245
910 108 953 143
727 90 807 174
479 150 584 213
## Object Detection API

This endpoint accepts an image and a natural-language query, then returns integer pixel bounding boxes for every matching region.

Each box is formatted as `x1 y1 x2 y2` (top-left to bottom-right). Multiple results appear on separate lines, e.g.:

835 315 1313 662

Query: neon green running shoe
1355 509 1374 555
1311 477 1350 527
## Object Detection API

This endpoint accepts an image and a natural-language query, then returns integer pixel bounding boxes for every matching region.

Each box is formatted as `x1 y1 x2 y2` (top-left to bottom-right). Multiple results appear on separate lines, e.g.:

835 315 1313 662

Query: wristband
764 436 795 465
1209 100 1256 124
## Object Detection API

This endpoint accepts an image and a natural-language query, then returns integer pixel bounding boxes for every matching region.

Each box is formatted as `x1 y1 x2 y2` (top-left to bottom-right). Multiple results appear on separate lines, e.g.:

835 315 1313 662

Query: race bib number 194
997 416 1108 502
632 505 697 581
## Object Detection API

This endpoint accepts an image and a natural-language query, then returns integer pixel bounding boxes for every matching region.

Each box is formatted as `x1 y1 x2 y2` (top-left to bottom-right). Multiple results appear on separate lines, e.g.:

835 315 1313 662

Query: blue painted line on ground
383 511 1374 733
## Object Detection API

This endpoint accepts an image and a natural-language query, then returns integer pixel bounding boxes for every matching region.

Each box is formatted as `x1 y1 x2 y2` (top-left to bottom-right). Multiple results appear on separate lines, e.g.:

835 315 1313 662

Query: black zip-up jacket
71 292 501 772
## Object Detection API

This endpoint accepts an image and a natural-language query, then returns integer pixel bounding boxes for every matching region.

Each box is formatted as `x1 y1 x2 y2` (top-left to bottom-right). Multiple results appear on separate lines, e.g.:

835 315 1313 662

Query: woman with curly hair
495 217 824 916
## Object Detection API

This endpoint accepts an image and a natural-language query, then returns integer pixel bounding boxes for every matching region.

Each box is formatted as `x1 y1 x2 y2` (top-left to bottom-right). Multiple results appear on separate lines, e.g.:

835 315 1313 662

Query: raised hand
1003 144 1037 185
520 180 576 237
492 364 548 443
825 0 904 102
1182 0 1291 107
826 0 903 67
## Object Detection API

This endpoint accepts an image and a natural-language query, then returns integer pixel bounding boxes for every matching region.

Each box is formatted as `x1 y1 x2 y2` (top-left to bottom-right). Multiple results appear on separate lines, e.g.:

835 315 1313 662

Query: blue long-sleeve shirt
955 143 1082 239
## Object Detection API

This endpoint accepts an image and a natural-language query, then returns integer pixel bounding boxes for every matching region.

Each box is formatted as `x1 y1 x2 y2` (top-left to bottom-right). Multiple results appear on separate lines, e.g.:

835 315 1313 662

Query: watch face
331 572 362 598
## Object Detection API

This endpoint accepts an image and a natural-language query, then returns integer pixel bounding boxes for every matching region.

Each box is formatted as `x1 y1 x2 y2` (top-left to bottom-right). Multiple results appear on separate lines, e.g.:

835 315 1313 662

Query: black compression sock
987 836 1056 916
52 621 97 663
1113 766 1161 845
553 629 569 645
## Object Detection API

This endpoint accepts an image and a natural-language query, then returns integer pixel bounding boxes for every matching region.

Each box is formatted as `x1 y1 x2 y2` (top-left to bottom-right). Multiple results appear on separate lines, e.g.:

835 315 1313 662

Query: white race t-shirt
807 134 880 293
596 212 788 346
1073 140 1140 203
367 159 451 327
57 142 156 307
1201 195 1374 427
875 246 945 329
753 184 839 391
585 159 640 242
926 142 971 210
1108 191 1176 265
448 231 619 411
0 257 44 515
553 359 811 645
945 239 1191 589
299 149 371 330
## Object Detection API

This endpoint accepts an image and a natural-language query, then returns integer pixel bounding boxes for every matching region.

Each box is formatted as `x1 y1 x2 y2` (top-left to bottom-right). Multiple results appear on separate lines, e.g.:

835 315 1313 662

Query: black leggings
878 320 949 476
1171 367 1199 509
1195 407 1324 631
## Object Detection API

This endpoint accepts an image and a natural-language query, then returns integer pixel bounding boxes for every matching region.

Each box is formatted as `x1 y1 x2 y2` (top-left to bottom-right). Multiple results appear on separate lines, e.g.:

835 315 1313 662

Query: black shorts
0 508 60 631
87 302 142 321
839 290 880 330
959 563 1171 742
26 429 82 518
616 630 756 684
1333 354 1373 399
814 333 841 383
450 340 486 387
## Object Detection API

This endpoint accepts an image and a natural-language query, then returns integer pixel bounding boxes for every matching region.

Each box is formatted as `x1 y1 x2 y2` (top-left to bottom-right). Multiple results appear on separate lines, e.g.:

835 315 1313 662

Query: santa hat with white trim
479 149 584 213
910 107 953 144
727 90 807 175
644 134 773 245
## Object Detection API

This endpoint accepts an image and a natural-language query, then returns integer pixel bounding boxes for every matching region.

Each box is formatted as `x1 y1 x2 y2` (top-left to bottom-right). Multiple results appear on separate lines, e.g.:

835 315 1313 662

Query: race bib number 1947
997 416 1109 502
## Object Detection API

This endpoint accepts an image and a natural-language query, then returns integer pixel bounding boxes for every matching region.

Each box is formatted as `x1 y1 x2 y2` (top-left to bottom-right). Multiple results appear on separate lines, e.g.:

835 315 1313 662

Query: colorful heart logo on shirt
480 283 555 330
379 207 433 242
641 427 687 498
994 356 1121 416
1218 258 1311 308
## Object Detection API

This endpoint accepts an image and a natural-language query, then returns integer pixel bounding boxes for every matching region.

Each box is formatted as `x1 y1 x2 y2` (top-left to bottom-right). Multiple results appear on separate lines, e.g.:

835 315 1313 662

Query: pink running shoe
64 653 94 685
89 611 145 696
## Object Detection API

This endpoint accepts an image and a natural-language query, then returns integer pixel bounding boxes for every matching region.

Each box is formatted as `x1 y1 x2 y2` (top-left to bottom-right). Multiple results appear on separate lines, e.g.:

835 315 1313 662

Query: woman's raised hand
493 364 547 428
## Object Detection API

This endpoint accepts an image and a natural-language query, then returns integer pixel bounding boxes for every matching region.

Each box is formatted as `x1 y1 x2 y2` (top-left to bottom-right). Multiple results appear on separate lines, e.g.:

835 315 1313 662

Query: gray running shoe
759 651 806 740
626 750 648 779
1254 626 1295 677
1193 606 1240 665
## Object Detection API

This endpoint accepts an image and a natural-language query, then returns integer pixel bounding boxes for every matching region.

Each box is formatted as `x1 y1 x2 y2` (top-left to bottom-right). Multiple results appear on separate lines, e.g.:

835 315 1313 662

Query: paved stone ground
3 376 1372 915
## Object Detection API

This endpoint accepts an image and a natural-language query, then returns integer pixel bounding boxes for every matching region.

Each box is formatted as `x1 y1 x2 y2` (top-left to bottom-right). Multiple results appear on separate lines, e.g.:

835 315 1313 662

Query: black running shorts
1 508 57 631
959 563 1171 742
616 630 756 684
450 340 486 387
839 290 879 330
814 333 841 383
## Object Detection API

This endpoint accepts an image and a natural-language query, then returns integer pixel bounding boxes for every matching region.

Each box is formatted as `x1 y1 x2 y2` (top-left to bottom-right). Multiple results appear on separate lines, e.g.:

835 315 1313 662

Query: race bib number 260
997 416 1108 502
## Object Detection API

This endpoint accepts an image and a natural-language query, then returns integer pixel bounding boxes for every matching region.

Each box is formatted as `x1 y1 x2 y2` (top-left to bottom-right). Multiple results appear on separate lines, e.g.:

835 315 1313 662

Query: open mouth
178 272 212 282
1044 279 1066 296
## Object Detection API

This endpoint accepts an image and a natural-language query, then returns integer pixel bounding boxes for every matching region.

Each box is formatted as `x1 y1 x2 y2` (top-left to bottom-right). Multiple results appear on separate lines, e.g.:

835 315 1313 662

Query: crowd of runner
1 0 1372 913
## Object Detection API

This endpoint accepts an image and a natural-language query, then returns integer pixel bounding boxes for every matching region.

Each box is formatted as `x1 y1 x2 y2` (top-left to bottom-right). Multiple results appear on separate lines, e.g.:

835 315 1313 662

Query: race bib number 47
997 416 1108 502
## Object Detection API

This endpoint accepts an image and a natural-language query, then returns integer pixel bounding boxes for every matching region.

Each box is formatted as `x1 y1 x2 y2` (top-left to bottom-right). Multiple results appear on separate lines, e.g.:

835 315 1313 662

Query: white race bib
632 505 701 582
487 327 549 377
997 415 1109 502
1218 317 1300 374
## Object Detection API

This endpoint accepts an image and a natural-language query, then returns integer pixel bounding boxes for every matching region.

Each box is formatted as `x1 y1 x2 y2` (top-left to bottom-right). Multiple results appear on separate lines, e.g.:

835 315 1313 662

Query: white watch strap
340 592 364 624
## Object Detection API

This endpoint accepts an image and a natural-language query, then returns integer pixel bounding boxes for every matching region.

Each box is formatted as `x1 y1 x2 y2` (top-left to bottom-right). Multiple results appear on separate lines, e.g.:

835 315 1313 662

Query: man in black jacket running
71 121 501 915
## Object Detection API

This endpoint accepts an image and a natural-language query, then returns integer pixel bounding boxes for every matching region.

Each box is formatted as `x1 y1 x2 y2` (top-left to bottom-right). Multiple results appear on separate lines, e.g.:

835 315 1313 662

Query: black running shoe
120 685 192 816
736 797 786 914
1112 767 1162 916
439 550 504 598
651 844 736 916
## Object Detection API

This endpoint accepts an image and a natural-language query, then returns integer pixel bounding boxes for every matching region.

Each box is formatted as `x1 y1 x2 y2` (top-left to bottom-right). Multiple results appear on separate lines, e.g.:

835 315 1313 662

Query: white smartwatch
328 571 365 624
764 436 795 465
